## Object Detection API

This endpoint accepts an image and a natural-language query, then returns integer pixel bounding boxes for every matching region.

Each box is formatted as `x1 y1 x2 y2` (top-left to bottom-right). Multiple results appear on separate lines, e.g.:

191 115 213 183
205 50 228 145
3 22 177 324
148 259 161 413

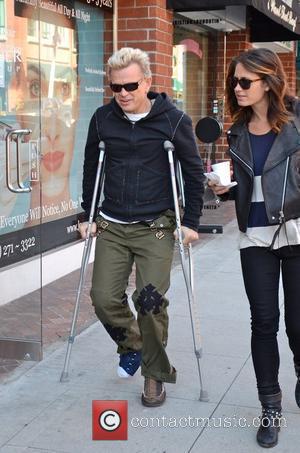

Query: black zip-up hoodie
81 92 205 231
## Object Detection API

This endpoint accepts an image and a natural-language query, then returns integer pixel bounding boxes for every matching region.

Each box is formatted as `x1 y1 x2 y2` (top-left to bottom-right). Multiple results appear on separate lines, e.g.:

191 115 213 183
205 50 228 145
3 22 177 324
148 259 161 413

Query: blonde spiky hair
107 47 152 79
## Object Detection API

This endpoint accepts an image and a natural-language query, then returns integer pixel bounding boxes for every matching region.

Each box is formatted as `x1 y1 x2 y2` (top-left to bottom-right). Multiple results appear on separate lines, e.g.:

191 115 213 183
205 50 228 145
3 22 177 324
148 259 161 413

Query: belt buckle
155 230 165 239
149 222 156 232
99 220 109 230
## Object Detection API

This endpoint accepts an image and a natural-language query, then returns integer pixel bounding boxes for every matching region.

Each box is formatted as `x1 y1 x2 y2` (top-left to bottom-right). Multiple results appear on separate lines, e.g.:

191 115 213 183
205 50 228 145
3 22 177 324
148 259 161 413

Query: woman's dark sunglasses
110 79 143 93
231 76 262 90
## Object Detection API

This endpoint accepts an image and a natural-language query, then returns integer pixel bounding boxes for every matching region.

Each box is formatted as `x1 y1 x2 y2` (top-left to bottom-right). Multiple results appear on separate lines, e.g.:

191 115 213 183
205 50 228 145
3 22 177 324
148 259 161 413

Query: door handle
5 128 32 193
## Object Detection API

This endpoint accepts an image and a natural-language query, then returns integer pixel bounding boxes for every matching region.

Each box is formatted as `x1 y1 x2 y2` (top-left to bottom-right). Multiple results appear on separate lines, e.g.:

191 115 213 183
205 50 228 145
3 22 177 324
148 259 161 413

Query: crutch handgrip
163 140 175 153
99 140 105 153
86 142 105 233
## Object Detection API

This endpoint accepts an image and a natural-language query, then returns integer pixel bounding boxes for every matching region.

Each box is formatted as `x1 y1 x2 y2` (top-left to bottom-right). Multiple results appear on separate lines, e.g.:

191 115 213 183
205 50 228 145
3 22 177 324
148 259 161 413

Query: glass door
0 1 111 366
0 1 42 361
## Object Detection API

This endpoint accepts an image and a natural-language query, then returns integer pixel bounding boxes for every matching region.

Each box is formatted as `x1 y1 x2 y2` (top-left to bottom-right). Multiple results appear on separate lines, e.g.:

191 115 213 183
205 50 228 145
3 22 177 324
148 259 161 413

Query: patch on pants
136 283 164 316
121 292 128 305
103 324 127 342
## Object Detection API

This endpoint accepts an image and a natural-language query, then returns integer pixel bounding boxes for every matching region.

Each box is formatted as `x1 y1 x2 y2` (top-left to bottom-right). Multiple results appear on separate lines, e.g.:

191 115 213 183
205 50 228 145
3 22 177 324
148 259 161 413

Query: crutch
176 161 194 292
164 140 208 402
60 141 105 382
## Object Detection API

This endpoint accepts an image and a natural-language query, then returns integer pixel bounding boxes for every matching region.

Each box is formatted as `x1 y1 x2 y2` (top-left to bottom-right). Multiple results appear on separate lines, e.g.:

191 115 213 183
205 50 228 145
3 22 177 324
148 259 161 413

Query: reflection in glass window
41 22 55 42
173 29 208 123
172 45 185 111
72 30 77 53
1 3 106 238
27 19 38 41
57 26 70 48
0 0 5 40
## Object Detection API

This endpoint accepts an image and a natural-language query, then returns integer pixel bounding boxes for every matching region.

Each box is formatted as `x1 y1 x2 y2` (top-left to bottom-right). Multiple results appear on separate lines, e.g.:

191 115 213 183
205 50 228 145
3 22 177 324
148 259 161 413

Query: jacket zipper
127 121 136 217
229 148 254 176
229 147 254 229
269 156 290 250
122 115 135 216
279 156 290 224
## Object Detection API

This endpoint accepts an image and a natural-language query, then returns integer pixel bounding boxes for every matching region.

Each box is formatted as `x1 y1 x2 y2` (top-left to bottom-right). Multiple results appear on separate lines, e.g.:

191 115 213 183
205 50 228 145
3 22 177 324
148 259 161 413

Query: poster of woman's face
0 1 106 243
12 58 79 211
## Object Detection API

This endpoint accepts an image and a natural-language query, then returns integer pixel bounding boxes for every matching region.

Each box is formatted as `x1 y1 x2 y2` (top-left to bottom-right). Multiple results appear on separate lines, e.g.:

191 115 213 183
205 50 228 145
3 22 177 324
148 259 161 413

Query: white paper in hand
204 172 238 188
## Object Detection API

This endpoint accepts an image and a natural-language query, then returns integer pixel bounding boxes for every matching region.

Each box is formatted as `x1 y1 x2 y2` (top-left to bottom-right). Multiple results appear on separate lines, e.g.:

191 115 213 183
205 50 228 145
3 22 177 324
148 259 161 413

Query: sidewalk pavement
0 216 299 453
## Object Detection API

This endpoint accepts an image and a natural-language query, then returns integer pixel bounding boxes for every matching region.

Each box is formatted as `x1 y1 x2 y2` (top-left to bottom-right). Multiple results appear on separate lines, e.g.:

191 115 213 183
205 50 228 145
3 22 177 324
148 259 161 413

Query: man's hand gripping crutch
164 140 209 402
60 141 105 382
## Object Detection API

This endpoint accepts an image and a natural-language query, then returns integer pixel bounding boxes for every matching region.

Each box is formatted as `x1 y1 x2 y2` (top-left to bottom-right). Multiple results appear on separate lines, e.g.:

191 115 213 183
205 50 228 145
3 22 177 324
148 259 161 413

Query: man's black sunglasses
231 76 262 90
110 79 143 93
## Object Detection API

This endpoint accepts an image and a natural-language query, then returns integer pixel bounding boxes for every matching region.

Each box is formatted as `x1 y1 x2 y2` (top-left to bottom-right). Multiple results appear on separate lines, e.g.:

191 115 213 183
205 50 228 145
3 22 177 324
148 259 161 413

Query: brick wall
118 0 174 93
103 10 114 103
278 49 297 95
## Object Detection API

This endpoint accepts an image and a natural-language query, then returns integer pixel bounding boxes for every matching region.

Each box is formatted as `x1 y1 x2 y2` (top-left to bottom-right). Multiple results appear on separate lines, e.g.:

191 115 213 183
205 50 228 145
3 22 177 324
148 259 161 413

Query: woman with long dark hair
209 48 300 448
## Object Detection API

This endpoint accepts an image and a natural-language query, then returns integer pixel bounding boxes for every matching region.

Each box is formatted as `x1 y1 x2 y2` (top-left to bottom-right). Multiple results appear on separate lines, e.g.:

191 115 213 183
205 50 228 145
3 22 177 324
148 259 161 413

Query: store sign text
15 0 113 12
267 0 297 31
0 47 21 63
86 0 113 8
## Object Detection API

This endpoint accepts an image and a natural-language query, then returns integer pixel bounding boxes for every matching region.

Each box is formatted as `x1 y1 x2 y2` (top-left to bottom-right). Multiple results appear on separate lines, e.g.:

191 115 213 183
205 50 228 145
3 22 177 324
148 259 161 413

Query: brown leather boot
141 377 166 407
256 391 282 448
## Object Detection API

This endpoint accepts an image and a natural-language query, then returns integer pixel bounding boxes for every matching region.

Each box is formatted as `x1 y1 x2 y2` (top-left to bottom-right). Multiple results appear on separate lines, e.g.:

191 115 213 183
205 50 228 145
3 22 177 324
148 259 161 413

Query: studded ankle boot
256 391 282 448
295 364 300 408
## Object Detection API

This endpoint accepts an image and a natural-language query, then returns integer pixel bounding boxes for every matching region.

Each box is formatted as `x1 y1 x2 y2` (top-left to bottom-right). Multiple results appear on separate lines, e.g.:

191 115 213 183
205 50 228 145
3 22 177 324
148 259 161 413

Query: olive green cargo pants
90 210 177 383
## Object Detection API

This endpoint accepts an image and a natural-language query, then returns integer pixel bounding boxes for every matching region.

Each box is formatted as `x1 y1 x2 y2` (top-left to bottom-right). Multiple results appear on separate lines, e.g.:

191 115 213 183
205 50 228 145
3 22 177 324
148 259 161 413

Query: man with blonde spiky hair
79 47 205 407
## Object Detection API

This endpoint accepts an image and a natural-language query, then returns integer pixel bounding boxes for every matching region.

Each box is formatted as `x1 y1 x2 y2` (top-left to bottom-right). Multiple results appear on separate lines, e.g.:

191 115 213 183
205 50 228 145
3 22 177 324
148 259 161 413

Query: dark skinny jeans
240 246 300 395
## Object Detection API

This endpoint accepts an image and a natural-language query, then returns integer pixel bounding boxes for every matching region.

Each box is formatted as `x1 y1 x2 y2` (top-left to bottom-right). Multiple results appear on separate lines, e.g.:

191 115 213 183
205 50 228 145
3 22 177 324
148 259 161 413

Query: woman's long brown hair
225 48 294 132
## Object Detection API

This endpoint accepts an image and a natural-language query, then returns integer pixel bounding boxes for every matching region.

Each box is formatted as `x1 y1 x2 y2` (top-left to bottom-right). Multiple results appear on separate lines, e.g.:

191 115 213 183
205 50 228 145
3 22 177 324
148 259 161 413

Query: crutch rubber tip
60 372 69 383
195 349 203 359
199 390 209 402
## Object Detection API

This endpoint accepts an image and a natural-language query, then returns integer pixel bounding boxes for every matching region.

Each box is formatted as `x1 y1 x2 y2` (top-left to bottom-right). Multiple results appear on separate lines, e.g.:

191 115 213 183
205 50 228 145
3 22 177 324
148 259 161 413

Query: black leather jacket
226 110 300 233
81 92 205 231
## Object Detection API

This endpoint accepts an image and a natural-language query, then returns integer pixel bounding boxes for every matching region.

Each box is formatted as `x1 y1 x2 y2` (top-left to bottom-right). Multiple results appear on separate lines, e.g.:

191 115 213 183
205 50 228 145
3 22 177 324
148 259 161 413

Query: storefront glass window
173 28 208 126
0 1 112 267
0 0 5 36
